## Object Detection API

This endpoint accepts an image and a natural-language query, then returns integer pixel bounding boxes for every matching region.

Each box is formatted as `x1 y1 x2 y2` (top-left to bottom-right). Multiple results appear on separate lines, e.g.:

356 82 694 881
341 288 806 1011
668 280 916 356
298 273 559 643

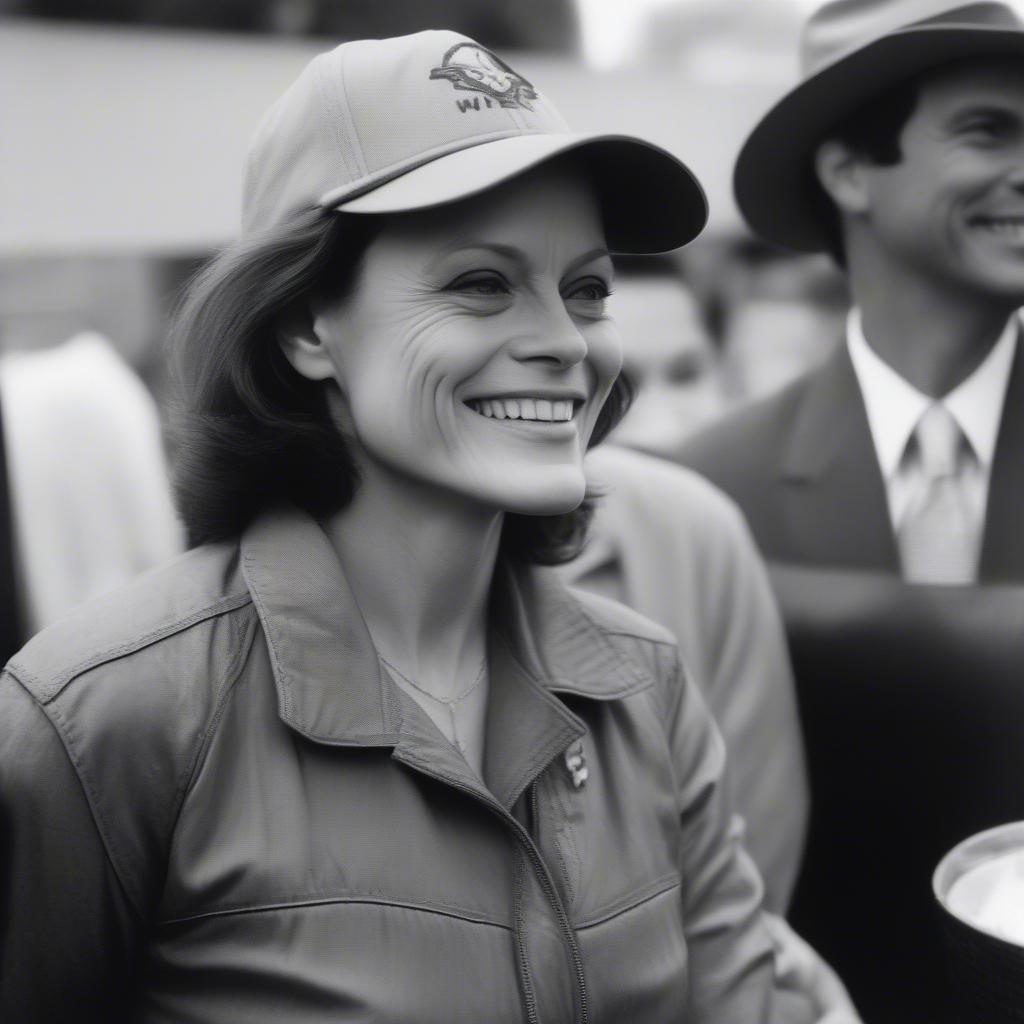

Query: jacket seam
658 652 693 897
575 873 680 930
164 606 261 853
566 602 655 689
548 676 653 699
503 718 581 809
511 846 540 1022
10 590 254 704
4 673 144 926
38 693 148 923
160 891 512 930
27 598 257 923
539 771 580 909
597 629 676 649
242 550 294 720
499 642 586 807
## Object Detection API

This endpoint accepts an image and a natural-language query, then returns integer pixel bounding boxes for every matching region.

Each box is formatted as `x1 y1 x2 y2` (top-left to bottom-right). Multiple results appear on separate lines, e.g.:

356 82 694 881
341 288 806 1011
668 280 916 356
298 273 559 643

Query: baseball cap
242 30 707 254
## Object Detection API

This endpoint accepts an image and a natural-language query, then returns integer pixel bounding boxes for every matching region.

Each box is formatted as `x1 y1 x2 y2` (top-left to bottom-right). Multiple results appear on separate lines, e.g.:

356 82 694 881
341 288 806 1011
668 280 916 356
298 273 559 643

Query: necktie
897 403 980 585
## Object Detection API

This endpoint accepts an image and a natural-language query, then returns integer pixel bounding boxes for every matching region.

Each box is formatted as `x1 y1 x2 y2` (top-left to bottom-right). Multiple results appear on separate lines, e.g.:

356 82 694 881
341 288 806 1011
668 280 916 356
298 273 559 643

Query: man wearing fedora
682 0 1024 586
678 0 1024 1020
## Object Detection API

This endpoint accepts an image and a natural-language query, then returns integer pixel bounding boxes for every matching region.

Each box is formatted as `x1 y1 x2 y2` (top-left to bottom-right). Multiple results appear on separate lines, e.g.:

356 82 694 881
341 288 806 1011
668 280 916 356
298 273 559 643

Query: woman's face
308 164 621 516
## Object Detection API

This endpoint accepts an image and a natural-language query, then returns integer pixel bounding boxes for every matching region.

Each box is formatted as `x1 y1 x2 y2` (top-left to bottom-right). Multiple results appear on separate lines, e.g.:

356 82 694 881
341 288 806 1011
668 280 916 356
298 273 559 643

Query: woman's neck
322 459 503 692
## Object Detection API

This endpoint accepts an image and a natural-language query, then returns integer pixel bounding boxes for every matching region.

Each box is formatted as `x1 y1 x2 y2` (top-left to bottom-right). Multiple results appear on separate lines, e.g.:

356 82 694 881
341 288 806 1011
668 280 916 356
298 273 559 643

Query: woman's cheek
581 319 624 439
586 318 624 387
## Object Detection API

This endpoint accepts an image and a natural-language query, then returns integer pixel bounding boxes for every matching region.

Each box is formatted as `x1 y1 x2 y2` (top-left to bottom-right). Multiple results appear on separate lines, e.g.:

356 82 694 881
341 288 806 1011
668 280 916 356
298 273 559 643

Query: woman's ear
277 302 338 383
814 139 871 217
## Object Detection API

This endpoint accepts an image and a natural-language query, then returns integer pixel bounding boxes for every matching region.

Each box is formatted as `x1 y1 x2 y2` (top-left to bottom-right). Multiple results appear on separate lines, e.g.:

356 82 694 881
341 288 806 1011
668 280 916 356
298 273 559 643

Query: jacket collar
240 505 653 751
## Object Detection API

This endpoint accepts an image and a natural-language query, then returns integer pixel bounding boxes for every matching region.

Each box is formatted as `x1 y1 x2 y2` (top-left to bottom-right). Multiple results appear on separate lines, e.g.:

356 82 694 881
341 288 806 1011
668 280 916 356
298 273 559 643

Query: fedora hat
734 0 1024 252
243 30 706 254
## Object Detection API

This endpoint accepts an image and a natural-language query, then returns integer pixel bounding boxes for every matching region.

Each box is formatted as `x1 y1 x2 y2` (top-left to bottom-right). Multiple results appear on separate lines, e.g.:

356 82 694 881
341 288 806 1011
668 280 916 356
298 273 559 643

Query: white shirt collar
846 308 1018 477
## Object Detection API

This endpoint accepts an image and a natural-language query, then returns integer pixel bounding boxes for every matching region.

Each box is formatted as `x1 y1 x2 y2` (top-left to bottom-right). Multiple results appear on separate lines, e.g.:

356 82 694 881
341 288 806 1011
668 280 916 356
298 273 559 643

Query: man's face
858 60 1024 300
607 276 724 458
310 164 622 517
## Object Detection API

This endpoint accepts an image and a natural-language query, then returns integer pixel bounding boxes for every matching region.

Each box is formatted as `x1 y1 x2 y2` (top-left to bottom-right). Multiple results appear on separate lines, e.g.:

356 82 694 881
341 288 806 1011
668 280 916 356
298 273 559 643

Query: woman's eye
565 278 611 303
447 273 510 296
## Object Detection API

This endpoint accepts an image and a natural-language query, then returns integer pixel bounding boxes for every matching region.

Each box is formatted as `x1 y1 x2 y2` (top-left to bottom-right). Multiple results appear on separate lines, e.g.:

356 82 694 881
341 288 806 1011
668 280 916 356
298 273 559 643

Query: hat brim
735 25 1024 252
329 133 708 255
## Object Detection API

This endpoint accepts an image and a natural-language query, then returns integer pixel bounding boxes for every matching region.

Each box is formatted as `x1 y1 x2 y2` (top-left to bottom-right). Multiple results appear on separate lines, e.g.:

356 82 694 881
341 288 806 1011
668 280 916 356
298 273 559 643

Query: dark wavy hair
809 77 921 266
169 207 632 565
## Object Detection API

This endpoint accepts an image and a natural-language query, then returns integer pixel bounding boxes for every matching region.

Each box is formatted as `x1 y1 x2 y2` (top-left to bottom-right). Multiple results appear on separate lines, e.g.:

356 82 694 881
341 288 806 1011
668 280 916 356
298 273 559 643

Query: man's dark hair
809 77 921 264
170 208 631 565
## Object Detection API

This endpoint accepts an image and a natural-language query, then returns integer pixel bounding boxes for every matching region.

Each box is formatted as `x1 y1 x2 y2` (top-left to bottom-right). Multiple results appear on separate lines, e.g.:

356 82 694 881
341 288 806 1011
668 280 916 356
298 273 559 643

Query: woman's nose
509 303 589 369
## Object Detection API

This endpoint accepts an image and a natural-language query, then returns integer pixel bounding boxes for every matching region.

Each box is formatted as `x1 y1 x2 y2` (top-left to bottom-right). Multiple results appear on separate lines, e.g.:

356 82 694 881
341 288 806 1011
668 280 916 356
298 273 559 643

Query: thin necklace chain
377 654 487 708
378 654 487 758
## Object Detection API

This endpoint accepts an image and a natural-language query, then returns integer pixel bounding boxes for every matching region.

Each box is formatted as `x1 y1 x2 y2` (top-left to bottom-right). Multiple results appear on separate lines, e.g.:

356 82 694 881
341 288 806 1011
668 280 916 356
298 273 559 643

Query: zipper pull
564 740 588 789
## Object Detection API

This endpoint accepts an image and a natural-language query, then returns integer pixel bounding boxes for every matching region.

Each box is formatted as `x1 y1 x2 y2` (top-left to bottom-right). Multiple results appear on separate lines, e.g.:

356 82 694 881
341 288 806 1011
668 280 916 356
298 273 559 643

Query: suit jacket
678 337 1024 581
680 338 1024 1023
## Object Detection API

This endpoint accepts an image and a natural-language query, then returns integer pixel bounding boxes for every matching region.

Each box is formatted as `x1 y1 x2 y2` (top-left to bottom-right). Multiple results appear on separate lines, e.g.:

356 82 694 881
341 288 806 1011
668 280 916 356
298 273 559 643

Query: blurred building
1 0 579 50
0 1 852 418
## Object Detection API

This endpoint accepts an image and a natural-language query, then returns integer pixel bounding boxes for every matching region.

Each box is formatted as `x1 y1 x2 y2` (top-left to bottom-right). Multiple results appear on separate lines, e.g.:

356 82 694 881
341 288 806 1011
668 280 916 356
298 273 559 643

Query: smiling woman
173 187 631 563
1 29 823 1024
288 168 619 507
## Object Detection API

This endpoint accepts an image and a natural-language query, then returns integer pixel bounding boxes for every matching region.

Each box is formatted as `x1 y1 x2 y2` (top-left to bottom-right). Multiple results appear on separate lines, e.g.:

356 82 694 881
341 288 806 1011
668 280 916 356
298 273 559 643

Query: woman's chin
490 471 588 518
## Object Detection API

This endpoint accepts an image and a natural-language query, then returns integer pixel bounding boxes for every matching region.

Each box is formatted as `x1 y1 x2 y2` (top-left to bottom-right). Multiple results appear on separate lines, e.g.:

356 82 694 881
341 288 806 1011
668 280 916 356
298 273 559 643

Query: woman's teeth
468 398 574 422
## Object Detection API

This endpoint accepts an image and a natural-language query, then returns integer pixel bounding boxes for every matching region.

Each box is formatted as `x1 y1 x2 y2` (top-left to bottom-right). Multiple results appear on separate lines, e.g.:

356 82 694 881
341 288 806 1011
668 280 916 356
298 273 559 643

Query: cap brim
330 133 708 254
735 25 1024 252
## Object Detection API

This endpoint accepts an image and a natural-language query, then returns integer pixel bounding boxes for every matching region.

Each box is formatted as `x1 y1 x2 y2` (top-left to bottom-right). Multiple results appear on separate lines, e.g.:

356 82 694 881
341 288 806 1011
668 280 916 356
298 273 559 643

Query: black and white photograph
2 1 1024 1021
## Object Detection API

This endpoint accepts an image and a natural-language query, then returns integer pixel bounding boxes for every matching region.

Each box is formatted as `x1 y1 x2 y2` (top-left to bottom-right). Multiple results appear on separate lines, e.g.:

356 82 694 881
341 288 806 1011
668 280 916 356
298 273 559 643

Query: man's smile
968 212 1024 245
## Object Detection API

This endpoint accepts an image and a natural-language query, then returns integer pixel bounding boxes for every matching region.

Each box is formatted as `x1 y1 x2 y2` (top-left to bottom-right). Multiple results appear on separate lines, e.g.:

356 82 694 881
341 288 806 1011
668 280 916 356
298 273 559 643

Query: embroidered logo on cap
430 43 538 111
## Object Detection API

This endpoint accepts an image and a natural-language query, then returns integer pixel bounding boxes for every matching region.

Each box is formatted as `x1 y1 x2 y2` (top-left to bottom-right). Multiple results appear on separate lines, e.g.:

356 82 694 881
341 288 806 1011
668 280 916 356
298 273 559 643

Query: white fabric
846 308 1017 533
0 333 184 634
897 404 981 584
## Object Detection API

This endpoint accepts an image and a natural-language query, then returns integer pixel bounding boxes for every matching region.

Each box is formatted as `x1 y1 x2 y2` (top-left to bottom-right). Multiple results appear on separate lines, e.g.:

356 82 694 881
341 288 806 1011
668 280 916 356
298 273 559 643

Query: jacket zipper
400 758 589 1024
530 780 590 1024
512 844 541 1024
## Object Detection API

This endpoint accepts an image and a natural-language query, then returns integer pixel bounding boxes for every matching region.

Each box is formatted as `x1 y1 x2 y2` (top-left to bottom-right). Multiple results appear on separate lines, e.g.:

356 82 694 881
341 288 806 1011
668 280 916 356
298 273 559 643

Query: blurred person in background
681 0 1024 587
715 241 847 404
565 443 808 918
0 332 181 664
0 31 838 1023
604 255 727 459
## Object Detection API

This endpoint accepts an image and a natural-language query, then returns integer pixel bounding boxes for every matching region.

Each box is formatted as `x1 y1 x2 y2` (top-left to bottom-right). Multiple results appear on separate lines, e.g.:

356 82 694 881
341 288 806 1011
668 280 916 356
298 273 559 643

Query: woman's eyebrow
433 243 611 274
562 247 612 276
435 241 525 263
